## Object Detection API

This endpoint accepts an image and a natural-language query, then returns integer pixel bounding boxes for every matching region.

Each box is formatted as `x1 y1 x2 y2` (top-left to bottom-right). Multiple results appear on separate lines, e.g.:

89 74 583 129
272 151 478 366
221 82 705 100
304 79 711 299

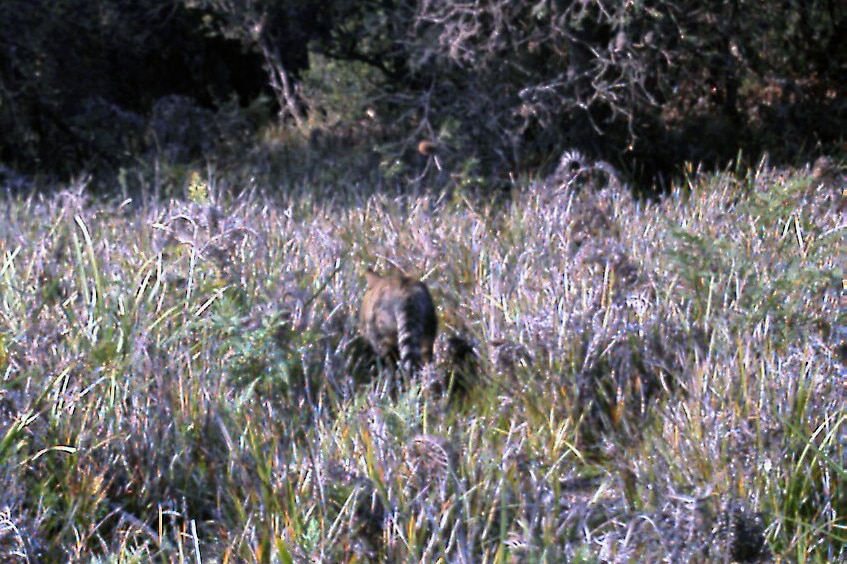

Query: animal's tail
397 299 422 373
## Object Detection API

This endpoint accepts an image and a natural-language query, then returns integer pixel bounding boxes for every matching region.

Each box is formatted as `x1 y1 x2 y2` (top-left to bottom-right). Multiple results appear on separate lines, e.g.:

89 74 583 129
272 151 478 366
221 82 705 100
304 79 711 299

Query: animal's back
359 269 437 372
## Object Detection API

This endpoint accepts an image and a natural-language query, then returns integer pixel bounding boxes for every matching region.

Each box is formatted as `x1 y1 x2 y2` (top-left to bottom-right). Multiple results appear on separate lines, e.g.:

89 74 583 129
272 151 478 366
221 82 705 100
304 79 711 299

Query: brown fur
359 269 437 373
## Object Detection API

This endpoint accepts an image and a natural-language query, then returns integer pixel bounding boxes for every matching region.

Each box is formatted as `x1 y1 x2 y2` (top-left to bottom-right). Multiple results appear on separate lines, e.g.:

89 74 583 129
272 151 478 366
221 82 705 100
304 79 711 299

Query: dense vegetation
0 160 843 561
1 0 845 190
0 2 844 562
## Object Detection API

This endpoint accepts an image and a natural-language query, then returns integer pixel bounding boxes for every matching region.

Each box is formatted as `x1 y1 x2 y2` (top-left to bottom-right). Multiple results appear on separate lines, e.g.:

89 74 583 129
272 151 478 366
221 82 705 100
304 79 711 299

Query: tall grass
0 160 842 562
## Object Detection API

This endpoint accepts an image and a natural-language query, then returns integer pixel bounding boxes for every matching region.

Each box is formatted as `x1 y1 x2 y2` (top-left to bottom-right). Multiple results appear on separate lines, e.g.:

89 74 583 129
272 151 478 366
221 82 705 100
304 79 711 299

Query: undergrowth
0 159 843 562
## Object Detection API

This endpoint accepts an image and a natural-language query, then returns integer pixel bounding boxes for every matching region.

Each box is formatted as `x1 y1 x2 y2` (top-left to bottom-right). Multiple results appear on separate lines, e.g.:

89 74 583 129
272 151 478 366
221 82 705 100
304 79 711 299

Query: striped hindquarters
396 298 422 373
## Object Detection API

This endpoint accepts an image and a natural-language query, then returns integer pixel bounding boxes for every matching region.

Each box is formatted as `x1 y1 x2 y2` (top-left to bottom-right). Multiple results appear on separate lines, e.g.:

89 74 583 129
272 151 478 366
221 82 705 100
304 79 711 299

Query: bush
0 1 844 190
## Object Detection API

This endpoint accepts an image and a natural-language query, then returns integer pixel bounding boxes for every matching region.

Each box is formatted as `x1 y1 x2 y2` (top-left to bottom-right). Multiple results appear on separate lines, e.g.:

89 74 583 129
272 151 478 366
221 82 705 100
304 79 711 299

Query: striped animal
359 269 437 373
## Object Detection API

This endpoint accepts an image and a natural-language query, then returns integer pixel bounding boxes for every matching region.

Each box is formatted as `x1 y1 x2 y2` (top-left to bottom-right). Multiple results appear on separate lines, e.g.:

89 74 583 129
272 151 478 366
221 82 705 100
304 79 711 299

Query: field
0 160 843 562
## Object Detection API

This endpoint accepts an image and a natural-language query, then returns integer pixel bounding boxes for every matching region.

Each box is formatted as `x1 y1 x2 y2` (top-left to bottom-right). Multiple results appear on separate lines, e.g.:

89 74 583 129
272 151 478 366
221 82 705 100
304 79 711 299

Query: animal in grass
551 149 623 191
359 268 437 373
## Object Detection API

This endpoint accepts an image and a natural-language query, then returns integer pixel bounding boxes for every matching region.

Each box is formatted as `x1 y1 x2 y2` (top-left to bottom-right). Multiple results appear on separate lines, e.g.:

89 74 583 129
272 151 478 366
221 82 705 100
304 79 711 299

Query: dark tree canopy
0 0 844 189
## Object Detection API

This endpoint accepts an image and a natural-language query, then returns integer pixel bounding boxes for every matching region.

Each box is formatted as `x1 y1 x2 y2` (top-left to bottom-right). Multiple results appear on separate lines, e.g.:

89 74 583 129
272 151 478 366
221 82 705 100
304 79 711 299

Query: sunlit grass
0 159 842 562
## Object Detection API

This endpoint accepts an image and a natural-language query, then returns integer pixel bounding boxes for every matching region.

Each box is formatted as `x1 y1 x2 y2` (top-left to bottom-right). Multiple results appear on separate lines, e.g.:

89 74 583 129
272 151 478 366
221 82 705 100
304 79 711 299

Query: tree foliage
0 0 843 187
